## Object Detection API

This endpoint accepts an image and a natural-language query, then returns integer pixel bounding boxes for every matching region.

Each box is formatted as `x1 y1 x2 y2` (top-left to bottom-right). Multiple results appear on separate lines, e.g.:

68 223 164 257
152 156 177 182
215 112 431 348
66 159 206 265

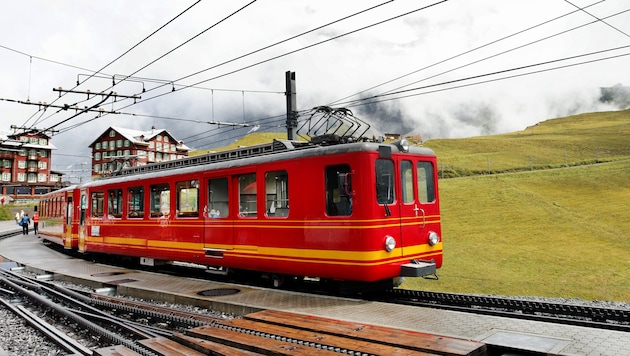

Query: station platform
0 220 628 355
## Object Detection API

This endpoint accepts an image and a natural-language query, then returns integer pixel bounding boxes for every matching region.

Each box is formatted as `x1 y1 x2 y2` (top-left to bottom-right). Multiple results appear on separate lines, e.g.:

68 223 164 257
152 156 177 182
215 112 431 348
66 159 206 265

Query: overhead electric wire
373 6 630 100
564 0 630 38
328 0 607 106
25 0 203 130
48 1 448 137
342 48 630 108
106 0 449 114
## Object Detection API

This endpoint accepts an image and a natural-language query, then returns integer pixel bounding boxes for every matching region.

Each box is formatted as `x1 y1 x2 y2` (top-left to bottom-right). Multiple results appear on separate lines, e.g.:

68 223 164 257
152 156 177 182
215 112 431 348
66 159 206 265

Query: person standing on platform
20 213 30 235
33 207 39 236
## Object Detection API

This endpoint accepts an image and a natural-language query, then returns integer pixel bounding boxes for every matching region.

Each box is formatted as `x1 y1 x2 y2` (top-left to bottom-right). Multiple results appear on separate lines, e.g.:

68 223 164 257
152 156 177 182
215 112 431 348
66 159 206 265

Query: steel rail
387 289 630 332
0 296 91 355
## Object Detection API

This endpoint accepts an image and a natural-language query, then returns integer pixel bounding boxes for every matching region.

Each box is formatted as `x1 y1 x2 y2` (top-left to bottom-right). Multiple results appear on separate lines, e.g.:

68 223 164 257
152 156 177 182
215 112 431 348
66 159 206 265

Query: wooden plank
93 345 142 356
139 336 206 356
193 321 436 356
188 324 360 355
173 332 261 356
245 310 486 356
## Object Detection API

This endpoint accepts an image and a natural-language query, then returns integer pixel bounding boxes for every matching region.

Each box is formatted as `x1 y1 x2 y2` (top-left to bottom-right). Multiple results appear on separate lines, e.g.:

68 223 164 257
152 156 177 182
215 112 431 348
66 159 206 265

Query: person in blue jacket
20 213 30 235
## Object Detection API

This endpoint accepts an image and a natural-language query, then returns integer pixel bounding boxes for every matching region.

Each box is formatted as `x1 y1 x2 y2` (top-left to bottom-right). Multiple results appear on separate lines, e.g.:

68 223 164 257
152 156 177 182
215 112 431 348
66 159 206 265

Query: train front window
128 186 144 218
376 159 395 205
91 192 104 218
108 189 122 218
208 178 228 218
238 173 257 217
150 183 170 218
401 160 413 204
417 161 435 203
176 180 199 218
325 164 352 216
265 170 289 217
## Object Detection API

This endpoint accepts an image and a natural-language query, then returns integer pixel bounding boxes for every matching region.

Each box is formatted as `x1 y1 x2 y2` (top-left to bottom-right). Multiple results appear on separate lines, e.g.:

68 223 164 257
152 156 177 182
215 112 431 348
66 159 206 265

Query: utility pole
285 71 297 140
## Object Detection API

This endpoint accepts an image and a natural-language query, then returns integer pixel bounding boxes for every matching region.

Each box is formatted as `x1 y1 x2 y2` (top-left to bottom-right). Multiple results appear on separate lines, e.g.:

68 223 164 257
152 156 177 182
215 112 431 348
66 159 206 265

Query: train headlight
428 231 440 246
384 235 396 252
394 139 409 153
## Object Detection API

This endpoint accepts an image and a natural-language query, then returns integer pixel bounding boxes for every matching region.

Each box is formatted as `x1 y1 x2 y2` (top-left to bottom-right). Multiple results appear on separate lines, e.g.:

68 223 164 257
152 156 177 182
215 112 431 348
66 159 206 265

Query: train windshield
375 159 395 204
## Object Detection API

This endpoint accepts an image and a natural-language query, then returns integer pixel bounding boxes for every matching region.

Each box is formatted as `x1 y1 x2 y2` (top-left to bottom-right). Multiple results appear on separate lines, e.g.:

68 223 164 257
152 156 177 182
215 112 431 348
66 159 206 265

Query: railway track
0 268 487 355
383 289 630 332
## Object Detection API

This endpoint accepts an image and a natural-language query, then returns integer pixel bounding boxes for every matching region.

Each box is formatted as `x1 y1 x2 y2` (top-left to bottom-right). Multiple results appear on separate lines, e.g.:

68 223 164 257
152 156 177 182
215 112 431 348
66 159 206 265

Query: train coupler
400 259 437 278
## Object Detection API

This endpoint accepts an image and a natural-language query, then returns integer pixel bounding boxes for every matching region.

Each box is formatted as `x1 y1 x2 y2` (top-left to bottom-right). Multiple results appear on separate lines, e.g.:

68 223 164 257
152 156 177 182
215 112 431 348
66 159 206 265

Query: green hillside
427 109 630 177
403 109 630 301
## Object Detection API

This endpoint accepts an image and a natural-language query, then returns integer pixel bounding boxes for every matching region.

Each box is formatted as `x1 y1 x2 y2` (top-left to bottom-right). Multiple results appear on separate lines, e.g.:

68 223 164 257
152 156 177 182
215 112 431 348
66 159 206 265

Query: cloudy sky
1 0 629 181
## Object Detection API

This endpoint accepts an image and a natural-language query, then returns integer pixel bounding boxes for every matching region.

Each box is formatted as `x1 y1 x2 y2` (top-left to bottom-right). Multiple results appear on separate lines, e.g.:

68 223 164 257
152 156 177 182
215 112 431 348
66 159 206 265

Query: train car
39 138 442 288
38 185 80 249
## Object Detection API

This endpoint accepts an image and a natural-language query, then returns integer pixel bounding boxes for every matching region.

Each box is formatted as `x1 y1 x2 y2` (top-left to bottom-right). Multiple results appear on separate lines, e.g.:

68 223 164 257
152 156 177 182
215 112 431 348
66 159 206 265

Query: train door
203 177 233 255
78 189 87 252
375 158 403 259
398 158 439 255
63 193 73 249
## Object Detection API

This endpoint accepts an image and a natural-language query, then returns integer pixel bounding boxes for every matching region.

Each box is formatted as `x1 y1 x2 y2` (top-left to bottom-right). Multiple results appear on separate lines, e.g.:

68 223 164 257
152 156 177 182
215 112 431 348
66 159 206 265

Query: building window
156 142 162 151
49 174 58 183
95 142 101 150
94 164 100 173
38 173 47 182
102 141 108 149
17 173 25 182
18 161 26 169
148 152 155 162
109 130 116 137
2 160 11 168
38 161 47 169
27 173 37 183
157 135 162 141
149 141 155 149
164 136 169 143
19 149 26 156
39 138 48 145
110 140 116 149
116 139 122 148
95 152 101 160
1 173 10 181
30 137 38 144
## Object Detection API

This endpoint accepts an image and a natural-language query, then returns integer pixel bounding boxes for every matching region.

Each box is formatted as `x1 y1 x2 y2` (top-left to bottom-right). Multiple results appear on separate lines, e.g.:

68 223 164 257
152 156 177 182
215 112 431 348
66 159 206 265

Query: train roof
79 139 435 188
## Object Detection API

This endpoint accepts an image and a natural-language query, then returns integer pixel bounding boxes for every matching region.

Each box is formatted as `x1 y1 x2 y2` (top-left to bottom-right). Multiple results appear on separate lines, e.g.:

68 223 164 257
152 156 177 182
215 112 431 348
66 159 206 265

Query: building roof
0 130 57 151
88 126 190 151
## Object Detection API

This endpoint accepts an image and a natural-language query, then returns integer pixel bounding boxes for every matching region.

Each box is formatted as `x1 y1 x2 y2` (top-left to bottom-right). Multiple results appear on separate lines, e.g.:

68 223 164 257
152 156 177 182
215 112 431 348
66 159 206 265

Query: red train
38 137 442 288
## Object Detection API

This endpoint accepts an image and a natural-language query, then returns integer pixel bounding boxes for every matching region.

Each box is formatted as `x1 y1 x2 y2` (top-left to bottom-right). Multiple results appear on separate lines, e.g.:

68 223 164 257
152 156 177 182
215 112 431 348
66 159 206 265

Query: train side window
108 189 123 218
150 183 170 218
326 164 352 216
127 186 144 218
376 159 395 205
417 161 435 203
401 160 414 204
176 180 199 218
208 178 228 218
238 173 257 217
91 191 104 218
265 170 289 217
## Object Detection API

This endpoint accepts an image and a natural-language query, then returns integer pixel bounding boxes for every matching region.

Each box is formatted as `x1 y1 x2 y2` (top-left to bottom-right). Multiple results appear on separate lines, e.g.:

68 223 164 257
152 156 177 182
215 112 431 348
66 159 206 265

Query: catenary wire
328 0 607 106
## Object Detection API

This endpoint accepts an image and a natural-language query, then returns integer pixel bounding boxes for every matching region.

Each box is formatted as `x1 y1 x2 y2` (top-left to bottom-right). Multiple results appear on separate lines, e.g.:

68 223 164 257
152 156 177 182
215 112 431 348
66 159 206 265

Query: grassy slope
402 110 630 301
427 110 630 176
